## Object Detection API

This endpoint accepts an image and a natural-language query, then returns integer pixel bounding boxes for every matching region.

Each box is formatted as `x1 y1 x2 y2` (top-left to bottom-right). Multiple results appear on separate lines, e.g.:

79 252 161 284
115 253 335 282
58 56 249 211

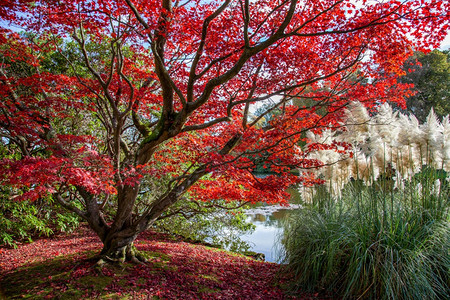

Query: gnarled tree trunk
90 185 183 264
99 231 141 263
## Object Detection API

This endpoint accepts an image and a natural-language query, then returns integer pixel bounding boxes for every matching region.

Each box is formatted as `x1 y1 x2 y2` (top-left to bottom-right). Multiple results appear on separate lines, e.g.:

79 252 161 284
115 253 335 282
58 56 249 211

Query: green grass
281 169 449 299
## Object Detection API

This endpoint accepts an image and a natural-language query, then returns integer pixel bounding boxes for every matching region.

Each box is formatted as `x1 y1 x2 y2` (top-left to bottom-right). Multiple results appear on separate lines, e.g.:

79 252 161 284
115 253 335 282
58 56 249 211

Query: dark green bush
0 191 80 248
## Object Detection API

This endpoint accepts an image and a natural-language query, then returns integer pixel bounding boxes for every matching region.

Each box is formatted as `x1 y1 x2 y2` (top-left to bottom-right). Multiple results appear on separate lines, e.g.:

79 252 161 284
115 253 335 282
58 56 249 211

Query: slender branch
157 200 251 221
290 2 406 38
54 193 88 220
242 64 263 129
181 116 232 133
186 0 231 102
72 24 106 87
242 0 250 48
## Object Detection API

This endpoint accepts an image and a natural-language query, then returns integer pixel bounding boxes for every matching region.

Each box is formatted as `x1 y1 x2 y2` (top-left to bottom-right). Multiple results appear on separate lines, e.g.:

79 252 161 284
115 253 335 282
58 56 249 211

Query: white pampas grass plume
373 102 400 147
299 103 448 199
342 102 371 144
300 186 315 203
421 108 443 168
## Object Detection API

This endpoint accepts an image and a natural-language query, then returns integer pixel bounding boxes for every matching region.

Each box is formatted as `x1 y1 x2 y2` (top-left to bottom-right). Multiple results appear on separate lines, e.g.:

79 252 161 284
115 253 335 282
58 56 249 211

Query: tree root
95 244 147 266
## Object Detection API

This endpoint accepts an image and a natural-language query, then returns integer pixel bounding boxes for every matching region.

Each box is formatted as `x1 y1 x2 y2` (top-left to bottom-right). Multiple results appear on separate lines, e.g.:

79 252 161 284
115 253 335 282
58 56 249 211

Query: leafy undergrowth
0 226 322 299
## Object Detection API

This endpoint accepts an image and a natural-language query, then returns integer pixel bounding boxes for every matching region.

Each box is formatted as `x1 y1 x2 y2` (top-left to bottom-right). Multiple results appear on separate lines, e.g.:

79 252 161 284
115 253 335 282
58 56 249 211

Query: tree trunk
98 229 145 263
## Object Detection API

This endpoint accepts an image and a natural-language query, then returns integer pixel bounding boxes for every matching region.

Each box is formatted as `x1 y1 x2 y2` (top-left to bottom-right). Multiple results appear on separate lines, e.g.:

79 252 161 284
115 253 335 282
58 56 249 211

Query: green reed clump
281 170 449 299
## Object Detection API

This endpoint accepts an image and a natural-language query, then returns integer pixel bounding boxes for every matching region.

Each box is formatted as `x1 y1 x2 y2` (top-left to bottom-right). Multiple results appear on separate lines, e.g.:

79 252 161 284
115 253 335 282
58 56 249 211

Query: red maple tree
0 0 448 261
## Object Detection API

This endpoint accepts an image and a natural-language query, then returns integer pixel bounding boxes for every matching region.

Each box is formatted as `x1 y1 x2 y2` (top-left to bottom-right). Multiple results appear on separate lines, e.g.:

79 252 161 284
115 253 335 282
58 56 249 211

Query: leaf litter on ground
0 226 327 299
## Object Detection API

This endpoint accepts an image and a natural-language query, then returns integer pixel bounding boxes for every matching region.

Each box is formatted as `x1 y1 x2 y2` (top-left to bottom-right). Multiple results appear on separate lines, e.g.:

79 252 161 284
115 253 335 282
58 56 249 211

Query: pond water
241 188 302 263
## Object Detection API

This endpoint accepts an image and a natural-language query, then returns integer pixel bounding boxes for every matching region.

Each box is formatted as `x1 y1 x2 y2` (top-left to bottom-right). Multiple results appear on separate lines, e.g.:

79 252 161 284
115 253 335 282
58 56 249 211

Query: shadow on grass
1 249 190 299
1 245 293 299
0 227 309 299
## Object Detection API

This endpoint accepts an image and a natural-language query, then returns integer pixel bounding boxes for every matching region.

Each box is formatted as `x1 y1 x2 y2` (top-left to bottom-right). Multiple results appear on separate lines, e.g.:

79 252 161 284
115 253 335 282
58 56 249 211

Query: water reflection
240 186 302 262
242 206 299 263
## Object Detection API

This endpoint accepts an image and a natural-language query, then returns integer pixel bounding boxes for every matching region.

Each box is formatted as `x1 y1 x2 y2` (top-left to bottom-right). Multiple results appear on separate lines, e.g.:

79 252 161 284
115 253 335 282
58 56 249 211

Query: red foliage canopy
0 0 448 250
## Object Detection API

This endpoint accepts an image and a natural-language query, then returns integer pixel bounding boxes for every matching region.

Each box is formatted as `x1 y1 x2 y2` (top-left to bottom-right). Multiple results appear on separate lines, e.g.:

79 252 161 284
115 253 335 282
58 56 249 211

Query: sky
440 33 450 50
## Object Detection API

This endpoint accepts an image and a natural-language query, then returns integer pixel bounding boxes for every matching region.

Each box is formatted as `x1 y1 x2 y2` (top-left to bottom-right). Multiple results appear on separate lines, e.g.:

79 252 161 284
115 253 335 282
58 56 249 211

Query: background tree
0 35 86 247
0 0 448 262
400 49 450 122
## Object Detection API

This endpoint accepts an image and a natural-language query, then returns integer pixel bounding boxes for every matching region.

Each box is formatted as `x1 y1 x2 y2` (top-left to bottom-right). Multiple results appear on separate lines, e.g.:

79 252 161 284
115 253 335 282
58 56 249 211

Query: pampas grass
284 105 449 299
300 103 450 200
